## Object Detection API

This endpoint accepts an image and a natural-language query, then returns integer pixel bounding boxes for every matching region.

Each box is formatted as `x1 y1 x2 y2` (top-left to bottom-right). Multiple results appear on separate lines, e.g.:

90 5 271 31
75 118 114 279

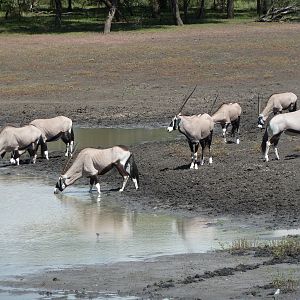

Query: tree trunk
262 0 271 14
67 0 72 11
197 0 205 18
104 0 116 34
54 0 62 27
101 0 123 22
183 0 190 23
151 0 160 18
257 0 262 15
226 0 234 18
170 0 183 25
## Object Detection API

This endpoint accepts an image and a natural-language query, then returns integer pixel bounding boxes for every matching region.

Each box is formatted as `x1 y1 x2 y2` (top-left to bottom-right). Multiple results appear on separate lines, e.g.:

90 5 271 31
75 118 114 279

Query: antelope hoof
194 164 198 170
119 188 124 192
236 139 240 144
10 158 16 164
190 163 194 169
209 157 213 164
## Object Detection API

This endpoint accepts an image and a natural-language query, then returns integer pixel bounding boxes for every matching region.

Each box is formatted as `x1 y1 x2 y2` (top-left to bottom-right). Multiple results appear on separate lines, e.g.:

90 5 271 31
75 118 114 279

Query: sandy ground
0 22 300 299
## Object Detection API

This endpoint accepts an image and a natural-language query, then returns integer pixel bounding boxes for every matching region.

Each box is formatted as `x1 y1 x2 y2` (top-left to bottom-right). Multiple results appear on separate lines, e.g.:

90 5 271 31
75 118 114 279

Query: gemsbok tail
261 126 269 154
126 154 139 188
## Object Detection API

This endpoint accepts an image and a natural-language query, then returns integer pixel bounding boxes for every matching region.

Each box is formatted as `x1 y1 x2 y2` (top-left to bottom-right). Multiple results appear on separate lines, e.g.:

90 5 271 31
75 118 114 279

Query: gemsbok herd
0 90 298 196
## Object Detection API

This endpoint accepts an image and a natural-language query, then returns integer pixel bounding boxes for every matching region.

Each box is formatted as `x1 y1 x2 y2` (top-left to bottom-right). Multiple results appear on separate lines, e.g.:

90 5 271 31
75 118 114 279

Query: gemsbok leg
188 142 199 169
61 128 74 157
265 133 282 162
231 116 241 144
199 132 213 165
89 175 101 194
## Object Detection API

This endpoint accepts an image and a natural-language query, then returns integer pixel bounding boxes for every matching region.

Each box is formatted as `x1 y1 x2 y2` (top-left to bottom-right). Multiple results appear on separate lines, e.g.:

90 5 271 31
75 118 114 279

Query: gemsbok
261 109 300 162
258 92 297 128
167 86 214 169
0 125 44 165
211 102 242 144
30 116 74 159
54 146 139 195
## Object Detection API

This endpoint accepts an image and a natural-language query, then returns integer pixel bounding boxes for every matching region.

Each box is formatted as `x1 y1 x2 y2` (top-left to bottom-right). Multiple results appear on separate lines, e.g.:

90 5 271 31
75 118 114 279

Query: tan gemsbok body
211 102 242 144
54 146 139 195
167 87 215 169
0 125 44 165
258 92 297 128
168 113 214 169
30 116 74 159
261 109 300 162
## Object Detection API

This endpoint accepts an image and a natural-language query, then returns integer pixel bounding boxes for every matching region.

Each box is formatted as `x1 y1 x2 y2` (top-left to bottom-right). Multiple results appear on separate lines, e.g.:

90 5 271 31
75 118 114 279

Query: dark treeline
0 0 299 33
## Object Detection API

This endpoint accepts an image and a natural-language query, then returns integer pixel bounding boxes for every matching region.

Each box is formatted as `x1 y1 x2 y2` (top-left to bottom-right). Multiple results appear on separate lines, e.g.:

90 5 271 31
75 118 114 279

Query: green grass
0 5 259 34
224 236 300 260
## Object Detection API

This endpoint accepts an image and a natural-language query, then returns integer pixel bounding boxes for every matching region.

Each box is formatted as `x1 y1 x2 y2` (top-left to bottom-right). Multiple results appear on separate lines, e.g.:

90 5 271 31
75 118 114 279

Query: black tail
126 154 139 188
261 126 269 154
70 127 75 143
292 101 297 112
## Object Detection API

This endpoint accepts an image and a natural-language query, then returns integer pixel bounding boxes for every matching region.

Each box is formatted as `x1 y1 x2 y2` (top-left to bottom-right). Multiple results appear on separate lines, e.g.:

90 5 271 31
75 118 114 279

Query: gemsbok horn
177 85 198 114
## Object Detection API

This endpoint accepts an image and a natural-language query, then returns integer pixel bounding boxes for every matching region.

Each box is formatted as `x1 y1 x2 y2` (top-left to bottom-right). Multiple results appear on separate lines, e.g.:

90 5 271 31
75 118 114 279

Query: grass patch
222 236 300 260
271 270 298 292
0 6 258 34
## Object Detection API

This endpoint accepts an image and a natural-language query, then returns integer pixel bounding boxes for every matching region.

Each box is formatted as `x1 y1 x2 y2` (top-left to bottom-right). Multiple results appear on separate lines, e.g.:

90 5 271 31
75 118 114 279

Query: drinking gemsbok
211 102 242 144
54 146 139 195
0 125 44 165
261 109 300 162
257 92 297 128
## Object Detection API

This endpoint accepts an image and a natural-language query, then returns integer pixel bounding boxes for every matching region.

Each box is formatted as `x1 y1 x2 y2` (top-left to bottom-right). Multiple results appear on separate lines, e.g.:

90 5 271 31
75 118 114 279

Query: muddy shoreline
0 23 300 299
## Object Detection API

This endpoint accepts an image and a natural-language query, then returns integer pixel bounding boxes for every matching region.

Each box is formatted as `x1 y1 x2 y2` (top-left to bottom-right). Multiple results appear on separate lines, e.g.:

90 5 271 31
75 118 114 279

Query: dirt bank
0 22 300 299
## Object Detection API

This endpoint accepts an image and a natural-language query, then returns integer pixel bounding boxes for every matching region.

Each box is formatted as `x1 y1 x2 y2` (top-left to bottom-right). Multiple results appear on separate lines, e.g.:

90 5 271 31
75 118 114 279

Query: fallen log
257 5 299 22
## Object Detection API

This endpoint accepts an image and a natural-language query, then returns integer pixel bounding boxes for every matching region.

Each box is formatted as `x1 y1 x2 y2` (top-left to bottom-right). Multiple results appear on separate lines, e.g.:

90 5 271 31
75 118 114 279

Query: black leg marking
270 132 282 147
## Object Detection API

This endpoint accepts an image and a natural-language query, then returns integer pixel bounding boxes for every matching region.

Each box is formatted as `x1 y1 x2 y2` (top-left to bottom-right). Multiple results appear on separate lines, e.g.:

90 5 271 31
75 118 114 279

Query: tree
197 0 205 19
170 0 183 25
54 0 62 26
104 0 117 33
151 0 160 18
227 0 234 18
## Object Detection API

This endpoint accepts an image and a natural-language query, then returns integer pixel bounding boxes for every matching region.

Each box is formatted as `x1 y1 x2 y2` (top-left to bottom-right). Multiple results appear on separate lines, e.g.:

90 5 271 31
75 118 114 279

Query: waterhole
48 127 176 151
0 127 299 299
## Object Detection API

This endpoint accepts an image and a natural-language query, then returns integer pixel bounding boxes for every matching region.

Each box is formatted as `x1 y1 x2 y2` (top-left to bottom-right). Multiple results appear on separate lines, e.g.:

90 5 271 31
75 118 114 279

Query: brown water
0 175 299 282
0 127 299 299
48 127 177 152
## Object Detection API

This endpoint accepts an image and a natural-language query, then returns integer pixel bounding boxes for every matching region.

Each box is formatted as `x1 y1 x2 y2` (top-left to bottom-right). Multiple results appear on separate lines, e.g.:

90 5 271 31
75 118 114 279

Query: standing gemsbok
167 87 214 169
211 102 242 144
258 92 297 128
0 125 44 165
54 146 139 195
30 116 74 159
261 109 300 162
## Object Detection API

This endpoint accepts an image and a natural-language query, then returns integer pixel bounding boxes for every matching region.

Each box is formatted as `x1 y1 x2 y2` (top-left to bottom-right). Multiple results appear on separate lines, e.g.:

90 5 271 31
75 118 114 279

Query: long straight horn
178 85 197 114
61 142 79 174
257 93 261 115
209 93 219 115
